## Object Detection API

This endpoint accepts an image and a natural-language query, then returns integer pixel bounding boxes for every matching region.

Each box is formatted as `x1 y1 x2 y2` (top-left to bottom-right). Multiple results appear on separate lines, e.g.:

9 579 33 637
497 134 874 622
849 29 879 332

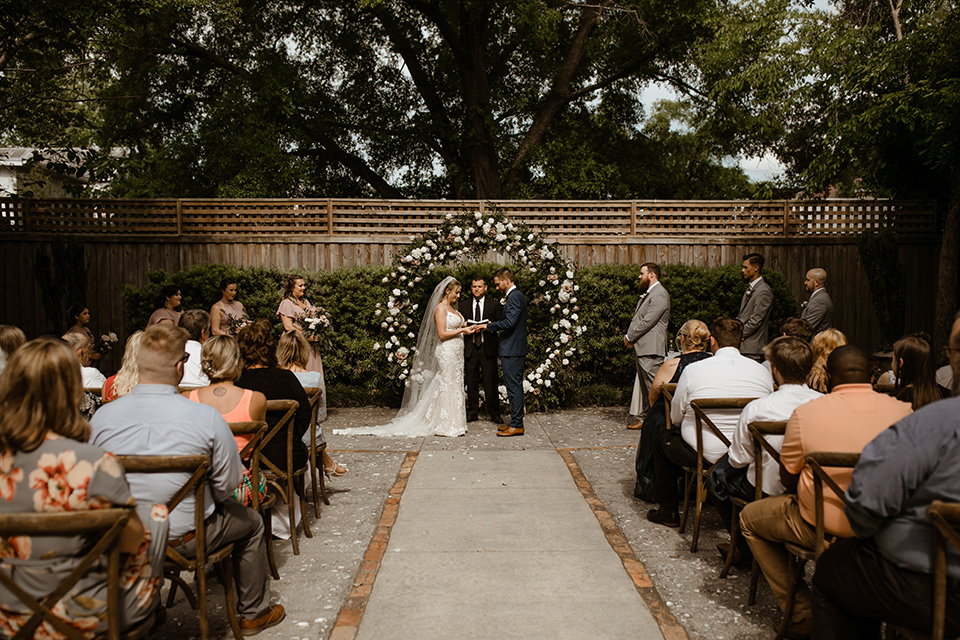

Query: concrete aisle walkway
352 450 664 640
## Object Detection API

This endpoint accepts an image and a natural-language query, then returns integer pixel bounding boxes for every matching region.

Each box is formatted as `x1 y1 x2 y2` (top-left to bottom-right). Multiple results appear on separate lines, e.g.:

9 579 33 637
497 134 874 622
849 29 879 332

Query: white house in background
0 147 125 197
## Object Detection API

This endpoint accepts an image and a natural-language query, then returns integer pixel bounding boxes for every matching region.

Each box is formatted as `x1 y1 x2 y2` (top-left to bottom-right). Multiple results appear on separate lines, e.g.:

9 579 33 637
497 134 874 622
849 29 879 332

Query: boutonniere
744 289 753 300
801 300 808 309
638 292 648 303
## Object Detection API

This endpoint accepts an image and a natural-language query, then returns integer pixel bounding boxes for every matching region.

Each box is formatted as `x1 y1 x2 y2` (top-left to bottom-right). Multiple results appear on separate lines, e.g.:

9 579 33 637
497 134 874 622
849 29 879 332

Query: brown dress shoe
240 604 286 636
626 420 644 430
497 427 524 437
498 423 511 432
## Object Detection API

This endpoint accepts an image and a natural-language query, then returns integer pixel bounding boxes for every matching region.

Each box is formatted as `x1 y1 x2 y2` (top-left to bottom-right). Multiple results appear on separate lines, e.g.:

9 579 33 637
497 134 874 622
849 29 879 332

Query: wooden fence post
327 199 333 234
176 199 183 236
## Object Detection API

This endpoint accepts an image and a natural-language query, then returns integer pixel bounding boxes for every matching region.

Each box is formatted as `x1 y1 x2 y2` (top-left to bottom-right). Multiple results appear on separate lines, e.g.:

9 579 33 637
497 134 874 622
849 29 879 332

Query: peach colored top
188 388 255 453
780 384 912 537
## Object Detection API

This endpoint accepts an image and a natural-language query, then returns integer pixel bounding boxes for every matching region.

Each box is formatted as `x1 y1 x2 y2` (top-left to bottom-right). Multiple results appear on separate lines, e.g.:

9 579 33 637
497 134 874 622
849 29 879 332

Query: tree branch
162 36 253 81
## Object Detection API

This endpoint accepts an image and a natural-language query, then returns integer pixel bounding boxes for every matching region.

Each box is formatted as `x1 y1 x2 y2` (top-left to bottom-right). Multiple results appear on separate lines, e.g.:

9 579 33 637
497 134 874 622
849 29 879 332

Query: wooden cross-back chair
228 420 280 580
0 508 143 640
116 454 242 640
679 397 757 553
660 383 677 427
926 500 960 640
731 420 789 602
770 451 860 640
302 386 329 518
261 399 313 555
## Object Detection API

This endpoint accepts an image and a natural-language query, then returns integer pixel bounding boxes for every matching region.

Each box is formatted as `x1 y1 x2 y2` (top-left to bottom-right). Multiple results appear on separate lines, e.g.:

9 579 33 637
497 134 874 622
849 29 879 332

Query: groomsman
800 268 834 335
624 263 670 428
738 253 773 361
459 277 504 424
482 268 528 437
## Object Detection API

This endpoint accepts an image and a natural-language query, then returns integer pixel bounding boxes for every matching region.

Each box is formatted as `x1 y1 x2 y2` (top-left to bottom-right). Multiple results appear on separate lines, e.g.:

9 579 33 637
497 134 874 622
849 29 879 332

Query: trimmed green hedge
123 262 798 407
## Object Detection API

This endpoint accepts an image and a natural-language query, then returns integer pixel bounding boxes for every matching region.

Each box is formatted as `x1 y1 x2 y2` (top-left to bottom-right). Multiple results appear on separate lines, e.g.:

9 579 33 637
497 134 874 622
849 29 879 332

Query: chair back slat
805 451 860 558
229 421 268 510
118 454 210 512
747 420 788 499
927 500 960 640
0 508 133 640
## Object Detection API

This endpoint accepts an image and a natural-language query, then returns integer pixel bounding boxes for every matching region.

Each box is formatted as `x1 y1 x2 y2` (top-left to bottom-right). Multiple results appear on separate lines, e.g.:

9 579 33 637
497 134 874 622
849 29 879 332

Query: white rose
381 321 388 328
373 342 381 350
393 288 401 296
571 313 578 320
566 270 574 279
560 334 569 343
408 332 415 339
495 234 507 242
562 308 569 315
411 248 422 259
562 358 569 365
398 266 406 273
452 225 462 235
475 211 483 219
550 371 556 379
375 309 382 316
539 280 545 287
382 277 389 283
522 380 534 393
488 217 495 225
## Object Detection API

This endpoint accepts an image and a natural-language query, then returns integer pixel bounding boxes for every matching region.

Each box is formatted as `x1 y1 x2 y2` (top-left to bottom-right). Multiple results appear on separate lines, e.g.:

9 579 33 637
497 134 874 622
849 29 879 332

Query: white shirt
81 366 106 389
180 340 210 388
727 384 823 496
671 347 775 463
504 284 516 298
936 364 954 390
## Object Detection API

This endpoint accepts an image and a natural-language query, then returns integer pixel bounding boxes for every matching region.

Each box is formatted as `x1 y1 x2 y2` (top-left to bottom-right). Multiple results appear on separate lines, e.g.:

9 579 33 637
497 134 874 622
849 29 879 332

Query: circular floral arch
373 205 586 408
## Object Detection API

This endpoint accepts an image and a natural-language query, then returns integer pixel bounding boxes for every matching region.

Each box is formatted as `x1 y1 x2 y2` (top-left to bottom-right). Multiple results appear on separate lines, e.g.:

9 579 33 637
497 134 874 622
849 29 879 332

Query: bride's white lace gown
336 311 467 437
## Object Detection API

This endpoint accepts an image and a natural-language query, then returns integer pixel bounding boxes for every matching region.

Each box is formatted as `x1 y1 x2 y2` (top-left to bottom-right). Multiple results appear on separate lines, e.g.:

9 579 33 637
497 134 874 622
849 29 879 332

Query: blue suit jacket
486 287 528 357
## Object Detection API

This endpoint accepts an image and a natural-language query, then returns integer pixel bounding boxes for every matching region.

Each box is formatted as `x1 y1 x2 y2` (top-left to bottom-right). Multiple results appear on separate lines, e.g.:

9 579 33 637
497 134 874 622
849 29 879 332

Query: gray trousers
635 354 663 419
179 497 272 619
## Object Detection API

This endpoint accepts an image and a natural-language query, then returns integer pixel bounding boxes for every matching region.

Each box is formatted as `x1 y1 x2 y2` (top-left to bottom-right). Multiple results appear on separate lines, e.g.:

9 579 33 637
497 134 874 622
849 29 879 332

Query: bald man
801 268 834 335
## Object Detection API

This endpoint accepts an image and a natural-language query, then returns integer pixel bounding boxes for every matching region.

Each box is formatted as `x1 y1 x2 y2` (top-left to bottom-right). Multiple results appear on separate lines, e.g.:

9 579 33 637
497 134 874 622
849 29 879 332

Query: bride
335 276 482 437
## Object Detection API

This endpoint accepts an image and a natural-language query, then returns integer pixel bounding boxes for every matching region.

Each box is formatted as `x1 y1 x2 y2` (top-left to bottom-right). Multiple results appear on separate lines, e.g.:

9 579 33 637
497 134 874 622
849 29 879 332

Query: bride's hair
443 278 461 296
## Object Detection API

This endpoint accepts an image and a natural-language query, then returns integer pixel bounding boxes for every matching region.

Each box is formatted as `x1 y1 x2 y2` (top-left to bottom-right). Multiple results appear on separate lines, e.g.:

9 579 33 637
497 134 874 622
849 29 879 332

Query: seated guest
634 319 712 501
647 316 774 527
103 331 145 402
236 319 312 539
779 317 813 343
806 328 846 393
183 335 268 506
277 330 346 478
0 324 26 375
811 314 960 638
0 337 168 636
936 362 954 393
146 284 182 327
887 335 949 409
90 324 284 634
709 336 822 562
63 331 107 389
740 346 912 639
178 309 211 389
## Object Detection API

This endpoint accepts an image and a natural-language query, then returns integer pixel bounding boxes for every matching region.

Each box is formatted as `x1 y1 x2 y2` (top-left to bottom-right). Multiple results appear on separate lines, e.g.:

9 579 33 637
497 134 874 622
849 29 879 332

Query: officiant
459 277 504 424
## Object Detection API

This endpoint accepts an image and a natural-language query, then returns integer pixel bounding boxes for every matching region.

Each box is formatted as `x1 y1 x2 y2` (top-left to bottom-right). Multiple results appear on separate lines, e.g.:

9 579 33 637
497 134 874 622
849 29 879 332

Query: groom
481 268 527 437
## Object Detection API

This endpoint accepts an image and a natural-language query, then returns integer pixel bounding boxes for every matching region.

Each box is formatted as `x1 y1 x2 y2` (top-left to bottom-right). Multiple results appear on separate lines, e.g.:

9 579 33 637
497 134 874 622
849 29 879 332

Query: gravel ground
150 406 793 640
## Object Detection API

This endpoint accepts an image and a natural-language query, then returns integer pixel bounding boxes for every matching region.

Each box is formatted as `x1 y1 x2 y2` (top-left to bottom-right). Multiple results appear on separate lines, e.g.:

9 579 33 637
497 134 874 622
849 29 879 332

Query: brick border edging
329 451 419 640
557 449 690 640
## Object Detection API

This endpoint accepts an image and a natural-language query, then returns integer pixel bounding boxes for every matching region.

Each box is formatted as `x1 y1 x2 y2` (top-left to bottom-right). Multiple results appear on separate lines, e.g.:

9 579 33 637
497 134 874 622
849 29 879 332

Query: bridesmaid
211 278 247 336
276 275 327 419
146 284 182 327
65 304 101 363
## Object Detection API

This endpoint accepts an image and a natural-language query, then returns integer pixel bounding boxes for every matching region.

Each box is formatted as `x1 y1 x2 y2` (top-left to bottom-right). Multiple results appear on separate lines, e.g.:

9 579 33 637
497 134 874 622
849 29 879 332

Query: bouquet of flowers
94 331 119 355
301 305 333 352
224 312 252 336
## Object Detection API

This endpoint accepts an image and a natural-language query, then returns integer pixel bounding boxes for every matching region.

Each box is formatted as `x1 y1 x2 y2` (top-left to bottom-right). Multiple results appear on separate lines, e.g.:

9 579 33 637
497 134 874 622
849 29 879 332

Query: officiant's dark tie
474 300 482 347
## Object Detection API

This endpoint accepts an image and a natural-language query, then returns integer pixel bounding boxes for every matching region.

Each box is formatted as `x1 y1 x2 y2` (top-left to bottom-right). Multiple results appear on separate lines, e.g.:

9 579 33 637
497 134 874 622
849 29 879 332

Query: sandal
324 464 348 478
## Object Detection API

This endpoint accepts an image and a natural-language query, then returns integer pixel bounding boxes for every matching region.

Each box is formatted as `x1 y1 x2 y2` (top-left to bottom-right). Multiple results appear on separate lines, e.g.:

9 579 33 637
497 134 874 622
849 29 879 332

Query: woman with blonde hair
634 319 713 501
807 328 847 393
277 330 345 476
0 338 168 636
102 331 145 402
183 335 269 505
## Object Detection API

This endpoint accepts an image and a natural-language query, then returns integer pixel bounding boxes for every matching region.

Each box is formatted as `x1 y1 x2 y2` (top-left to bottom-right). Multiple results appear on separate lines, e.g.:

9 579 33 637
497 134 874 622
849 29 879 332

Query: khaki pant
740 494 818 623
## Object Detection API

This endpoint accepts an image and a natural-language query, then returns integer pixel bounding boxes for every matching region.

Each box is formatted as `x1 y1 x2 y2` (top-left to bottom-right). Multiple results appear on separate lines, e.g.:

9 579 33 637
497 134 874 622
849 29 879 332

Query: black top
671 350 712 383
236 367 311 469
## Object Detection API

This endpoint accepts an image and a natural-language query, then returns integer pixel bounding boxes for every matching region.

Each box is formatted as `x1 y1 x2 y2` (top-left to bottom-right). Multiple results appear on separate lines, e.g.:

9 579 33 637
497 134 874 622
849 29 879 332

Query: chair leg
288 474 300 556
262 505 280 581
679 471 694 533
196 562 209 640
775 555 807 640
319 446 330 506
748 558 761 605
216 560 244 640
690 483 704 553
720 503 741 578
310 446 321 519
299 477 313 540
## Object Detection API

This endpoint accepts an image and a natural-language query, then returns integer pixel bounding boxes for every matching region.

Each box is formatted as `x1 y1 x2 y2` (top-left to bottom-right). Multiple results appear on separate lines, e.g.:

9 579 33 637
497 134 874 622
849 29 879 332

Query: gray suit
738 277 773 358
626 283 670 418
801 288 834 335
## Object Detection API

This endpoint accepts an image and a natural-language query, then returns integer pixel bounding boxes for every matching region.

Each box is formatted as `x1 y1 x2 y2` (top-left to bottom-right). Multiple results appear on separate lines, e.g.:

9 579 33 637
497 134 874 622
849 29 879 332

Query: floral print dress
0 436 169 639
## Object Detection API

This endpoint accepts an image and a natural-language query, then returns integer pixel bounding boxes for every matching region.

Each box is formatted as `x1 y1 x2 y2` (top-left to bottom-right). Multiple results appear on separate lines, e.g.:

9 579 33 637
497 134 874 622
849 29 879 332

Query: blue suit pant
500 355 525 428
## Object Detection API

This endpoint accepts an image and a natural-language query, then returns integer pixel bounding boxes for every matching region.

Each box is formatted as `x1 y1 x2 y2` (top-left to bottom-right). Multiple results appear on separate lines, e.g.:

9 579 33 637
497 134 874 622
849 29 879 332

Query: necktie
474 300 482 347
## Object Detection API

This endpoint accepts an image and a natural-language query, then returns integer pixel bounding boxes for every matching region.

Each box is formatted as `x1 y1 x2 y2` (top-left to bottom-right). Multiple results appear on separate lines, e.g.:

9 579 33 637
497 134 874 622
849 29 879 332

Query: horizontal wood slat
0 198 936 238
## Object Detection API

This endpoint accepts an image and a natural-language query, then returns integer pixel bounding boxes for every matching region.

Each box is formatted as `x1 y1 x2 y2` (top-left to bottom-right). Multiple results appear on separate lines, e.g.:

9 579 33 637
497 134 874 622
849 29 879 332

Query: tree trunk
933 159 960 350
